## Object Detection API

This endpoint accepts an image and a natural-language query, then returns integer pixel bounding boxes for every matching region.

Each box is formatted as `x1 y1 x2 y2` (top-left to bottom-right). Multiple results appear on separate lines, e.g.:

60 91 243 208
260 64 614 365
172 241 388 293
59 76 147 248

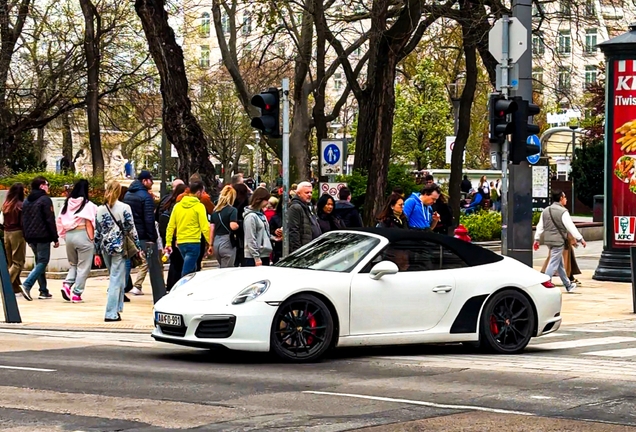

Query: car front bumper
151 300 277 352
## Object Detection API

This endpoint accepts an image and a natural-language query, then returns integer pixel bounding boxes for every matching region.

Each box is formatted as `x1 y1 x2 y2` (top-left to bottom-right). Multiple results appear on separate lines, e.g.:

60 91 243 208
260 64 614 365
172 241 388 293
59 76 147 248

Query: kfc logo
614 216 636 241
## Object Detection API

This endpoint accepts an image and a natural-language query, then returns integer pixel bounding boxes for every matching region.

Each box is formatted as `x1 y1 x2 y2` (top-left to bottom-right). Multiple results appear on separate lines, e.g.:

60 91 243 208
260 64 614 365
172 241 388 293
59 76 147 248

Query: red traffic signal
250 88 280 138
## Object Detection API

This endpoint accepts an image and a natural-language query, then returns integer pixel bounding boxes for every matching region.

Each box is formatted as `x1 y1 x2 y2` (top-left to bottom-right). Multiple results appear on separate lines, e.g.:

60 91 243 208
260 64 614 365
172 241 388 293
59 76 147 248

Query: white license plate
156 313 182 327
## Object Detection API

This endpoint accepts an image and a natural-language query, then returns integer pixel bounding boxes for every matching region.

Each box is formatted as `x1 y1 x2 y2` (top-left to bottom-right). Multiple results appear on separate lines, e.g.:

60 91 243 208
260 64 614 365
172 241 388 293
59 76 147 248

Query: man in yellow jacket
164 181 212 277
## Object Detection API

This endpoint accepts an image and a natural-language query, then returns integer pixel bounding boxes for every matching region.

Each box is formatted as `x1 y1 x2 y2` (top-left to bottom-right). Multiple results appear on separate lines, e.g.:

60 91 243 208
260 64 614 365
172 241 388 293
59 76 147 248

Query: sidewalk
1 247 635 331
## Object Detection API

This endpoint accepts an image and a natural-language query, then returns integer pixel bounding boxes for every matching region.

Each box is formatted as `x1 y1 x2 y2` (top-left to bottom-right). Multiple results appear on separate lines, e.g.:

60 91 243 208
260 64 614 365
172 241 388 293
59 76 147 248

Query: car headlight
232 280 270 305
171 273 196 292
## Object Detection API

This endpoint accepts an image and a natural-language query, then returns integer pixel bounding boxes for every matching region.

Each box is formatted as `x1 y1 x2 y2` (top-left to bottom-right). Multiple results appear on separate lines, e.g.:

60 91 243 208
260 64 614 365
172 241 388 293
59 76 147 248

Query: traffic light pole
281 78 290 257
507 0 534 266
499 15 512 256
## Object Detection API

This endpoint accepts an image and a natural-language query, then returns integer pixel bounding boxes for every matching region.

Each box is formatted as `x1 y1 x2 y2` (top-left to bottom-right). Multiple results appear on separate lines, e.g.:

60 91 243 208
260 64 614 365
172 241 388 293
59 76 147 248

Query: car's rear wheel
270 294 334 362
480 289 535 354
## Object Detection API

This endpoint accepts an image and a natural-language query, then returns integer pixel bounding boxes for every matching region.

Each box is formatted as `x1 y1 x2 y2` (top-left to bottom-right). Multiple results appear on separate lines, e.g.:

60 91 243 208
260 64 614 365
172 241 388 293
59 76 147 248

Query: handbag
105 204 141 262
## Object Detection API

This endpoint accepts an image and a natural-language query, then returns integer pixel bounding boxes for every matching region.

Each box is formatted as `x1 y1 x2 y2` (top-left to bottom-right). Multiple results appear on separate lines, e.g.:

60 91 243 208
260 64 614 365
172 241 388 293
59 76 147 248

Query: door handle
432 285 453 293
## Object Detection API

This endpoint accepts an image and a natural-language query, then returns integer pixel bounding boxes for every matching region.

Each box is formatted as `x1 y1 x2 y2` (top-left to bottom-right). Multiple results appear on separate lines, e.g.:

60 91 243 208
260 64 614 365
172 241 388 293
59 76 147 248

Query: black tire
479 289 535 354
270 294 334 363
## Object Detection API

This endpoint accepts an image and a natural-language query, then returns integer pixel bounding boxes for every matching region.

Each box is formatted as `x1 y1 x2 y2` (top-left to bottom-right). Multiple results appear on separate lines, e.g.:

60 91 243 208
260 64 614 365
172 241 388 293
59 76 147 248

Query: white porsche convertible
152 228 562 362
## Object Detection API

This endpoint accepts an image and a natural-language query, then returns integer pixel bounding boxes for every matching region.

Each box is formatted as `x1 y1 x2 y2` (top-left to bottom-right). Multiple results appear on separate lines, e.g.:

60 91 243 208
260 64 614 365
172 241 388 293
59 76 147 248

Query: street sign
320 139 344 176
319 182 347 200
445 136 465 165
488 17 528 63
526 134 541 164
171 145 178 158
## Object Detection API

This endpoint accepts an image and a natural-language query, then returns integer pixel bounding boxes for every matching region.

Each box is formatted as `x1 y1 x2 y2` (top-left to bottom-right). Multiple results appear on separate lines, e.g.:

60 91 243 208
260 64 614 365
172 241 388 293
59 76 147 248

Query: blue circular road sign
526 134 541 165
324 144 341 165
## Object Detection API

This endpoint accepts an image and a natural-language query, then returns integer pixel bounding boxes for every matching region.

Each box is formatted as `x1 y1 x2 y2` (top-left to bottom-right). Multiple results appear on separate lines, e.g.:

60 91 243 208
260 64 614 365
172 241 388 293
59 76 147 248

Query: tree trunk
448 3 479 227
135 0 217 195
79 0 104 183
61 111 73 169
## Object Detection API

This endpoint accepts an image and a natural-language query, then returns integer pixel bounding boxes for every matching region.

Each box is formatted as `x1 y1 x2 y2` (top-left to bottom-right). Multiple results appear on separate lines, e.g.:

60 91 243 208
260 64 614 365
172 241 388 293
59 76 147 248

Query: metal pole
0 242 20 323
160 130 167 197
282 78 290 257
571 128 576 214
508 0 534 266
501 15 511 255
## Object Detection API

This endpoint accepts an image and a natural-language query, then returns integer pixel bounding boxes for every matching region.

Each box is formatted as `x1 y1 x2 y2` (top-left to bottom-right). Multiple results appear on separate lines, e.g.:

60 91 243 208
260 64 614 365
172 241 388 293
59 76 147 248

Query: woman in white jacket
243 188 277 267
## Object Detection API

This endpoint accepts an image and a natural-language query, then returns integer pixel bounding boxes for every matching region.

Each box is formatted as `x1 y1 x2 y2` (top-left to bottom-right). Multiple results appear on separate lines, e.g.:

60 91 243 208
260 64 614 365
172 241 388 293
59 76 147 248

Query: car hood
158 266 334 306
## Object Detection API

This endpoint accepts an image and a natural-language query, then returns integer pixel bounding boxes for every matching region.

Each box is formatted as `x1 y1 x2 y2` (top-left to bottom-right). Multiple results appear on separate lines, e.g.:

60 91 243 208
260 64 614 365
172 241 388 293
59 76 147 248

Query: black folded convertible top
351 227 505 267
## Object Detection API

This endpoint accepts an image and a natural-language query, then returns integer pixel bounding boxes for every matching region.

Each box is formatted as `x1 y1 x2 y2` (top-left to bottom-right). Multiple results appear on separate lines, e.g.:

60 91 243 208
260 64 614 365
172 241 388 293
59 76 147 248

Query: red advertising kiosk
594 23 636 282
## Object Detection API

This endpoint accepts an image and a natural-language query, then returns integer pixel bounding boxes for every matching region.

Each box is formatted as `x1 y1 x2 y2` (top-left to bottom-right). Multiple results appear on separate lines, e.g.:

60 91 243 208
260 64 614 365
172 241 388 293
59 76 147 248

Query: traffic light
250 88 280 138
489 93 518 144
509 99 541 164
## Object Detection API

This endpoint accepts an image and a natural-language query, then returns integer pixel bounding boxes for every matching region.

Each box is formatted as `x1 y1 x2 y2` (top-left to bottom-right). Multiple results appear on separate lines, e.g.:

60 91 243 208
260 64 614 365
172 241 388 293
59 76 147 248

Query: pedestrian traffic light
250 88 280 138
509 99 541 164
489 93 518 144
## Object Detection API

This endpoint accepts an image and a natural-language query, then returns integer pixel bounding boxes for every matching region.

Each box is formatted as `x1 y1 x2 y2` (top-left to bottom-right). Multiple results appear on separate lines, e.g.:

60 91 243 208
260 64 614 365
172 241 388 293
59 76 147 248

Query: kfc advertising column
594 23 636 282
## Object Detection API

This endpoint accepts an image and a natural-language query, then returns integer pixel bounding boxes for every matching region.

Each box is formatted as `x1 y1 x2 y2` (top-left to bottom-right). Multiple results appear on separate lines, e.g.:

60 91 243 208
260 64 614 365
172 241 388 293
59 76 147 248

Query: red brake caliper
490 315 499 335
306 312 317 345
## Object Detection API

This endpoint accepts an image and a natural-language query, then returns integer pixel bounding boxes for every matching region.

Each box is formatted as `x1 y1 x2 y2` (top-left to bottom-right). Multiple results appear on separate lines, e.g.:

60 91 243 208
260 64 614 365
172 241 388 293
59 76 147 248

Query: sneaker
124 295 131 303
19 285 32 301
61 283 71 302
105 313 122 322
71 294 83 303
566 283 577 293
130 287 144 296
38 293 53 300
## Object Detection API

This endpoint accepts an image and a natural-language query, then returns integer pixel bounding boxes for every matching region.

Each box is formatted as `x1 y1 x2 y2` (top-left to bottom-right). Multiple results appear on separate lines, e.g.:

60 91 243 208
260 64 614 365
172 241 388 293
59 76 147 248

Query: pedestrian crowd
0 170 581 322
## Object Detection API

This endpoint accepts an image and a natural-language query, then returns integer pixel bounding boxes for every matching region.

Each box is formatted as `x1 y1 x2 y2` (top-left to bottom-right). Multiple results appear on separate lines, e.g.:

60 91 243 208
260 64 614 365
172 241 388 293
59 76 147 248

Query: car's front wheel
480 289 535 354
270 294 334 362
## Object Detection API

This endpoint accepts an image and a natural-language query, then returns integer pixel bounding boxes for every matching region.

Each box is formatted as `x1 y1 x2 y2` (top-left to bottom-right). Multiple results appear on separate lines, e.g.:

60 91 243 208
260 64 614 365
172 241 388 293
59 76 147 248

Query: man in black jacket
333 188 363 228
124 170 166 301
20 176 59 301
288 182 321 253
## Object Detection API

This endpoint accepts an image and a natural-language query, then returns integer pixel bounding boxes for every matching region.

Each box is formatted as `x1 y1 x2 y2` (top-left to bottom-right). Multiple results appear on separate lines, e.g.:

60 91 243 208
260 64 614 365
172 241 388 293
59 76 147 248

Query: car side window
439 246 468 270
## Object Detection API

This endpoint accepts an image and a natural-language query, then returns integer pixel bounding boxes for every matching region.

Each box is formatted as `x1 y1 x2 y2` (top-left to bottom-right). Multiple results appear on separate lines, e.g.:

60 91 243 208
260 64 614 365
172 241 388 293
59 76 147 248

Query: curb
0 323 153 333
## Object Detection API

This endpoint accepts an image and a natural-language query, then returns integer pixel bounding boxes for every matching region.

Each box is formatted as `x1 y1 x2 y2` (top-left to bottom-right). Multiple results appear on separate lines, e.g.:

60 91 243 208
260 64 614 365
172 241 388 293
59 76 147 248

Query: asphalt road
1 321 636 431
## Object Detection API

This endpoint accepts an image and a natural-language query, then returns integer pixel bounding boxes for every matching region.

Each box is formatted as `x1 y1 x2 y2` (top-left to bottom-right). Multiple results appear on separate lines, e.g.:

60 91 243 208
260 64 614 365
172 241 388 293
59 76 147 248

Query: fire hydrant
454 224 471 242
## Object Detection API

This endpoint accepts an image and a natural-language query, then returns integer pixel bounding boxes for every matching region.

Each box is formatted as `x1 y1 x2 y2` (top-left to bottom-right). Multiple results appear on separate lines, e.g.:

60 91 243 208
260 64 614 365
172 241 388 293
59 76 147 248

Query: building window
334 72 343 90
242 13 252 36
532 33 545 55
585 0 596 15
532 68 544 91
585 65 598 88
558 30 571 54
585 29 598 53
199 45 210 68
560 0 571 14
200 12 210 38
558 67 571 92
221 13 230 34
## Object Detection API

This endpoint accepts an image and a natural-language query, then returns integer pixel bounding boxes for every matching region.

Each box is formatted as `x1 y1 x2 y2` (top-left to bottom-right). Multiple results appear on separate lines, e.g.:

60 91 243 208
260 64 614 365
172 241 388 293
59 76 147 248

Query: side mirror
369 261 399 280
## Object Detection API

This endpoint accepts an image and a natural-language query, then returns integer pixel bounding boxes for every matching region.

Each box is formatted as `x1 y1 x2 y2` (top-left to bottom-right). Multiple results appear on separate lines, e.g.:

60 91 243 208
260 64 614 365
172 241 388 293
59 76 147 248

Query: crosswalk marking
531 336 636 350
583 348 636 357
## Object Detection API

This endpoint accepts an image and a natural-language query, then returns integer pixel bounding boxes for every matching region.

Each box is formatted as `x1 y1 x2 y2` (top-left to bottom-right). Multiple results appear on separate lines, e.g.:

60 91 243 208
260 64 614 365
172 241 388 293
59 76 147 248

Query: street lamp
569 123 579 214
446 72 466 136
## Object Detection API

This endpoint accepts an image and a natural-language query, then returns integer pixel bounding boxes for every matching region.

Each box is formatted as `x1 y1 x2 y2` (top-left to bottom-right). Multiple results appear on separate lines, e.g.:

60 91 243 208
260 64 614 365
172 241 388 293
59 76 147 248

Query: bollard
0 241 21 323
454 224 472 242
631 247 636 314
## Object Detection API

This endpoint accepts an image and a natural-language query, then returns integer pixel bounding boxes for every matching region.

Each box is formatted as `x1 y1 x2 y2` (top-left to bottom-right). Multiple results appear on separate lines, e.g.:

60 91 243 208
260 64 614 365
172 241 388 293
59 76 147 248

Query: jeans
24 242 51 295
64 229 94 295
544 245 572 289
178 243 201 277
103 252 126 319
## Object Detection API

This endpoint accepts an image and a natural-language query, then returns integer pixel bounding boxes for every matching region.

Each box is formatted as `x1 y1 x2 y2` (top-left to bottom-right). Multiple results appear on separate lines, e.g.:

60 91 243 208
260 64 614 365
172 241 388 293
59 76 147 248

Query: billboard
611 59 636 248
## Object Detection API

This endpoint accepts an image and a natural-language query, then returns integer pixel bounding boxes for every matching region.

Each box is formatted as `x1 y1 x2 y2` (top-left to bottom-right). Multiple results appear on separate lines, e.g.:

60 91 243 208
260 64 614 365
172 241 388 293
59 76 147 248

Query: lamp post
569 123 578 214
253 130 260 183
447 72 466 136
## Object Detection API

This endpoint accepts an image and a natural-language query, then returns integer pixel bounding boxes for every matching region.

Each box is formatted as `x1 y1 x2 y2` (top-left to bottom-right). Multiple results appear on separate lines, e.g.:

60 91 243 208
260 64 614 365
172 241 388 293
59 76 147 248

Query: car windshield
275 232 381 272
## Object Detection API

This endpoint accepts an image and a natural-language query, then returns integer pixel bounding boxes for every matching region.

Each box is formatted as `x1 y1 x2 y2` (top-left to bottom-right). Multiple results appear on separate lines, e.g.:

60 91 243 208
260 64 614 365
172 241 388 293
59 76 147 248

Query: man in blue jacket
124 171 165 300
403 184 441 230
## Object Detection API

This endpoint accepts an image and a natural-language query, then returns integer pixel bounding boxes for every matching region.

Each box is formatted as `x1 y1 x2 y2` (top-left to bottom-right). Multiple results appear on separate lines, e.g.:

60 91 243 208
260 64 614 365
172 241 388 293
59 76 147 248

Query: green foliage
392 59 453 169
532 210 542 227
0 172 104 204
6 131 47 174
336 169 368 209
459 210 502 242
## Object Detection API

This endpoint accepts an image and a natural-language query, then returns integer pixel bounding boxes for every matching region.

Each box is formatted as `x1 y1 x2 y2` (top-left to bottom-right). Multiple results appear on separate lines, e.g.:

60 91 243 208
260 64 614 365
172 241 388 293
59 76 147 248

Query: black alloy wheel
270 294 334 362
479 289 535 354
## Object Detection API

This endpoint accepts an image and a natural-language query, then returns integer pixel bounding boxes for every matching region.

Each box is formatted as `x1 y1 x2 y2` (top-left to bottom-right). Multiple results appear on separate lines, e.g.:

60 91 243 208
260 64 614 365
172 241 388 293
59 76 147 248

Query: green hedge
459 210 502 242
0 172 105 204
